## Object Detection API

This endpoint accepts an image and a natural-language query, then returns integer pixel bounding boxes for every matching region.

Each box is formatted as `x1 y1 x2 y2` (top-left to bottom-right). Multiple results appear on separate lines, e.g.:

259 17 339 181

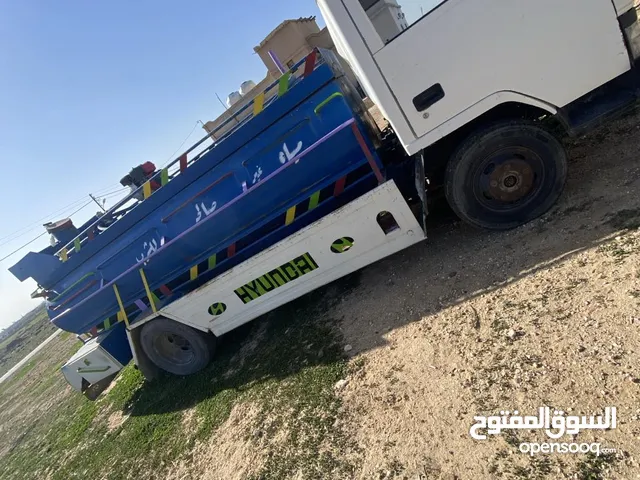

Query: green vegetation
0 276 360 480
575 453 617 480
0 303 57 378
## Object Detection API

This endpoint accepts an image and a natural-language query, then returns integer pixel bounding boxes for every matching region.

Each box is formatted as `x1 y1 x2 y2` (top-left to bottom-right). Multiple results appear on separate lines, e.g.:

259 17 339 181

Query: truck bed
10 49 385 336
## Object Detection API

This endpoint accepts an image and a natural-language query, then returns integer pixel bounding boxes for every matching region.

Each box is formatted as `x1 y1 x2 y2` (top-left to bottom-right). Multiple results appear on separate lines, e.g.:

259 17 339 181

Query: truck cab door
332 0 629 153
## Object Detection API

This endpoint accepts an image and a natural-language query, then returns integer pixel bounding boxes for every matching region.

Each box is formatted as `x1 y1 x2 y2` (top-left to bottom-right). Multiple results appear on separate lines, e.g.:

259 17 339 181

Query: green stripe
74 237 81 253
313 92 344 115
51 272 95 302
308 191 320 210
104 318 112 329
77 366 111 374
278 72 291 97
208 254 217 270
161 168 169 186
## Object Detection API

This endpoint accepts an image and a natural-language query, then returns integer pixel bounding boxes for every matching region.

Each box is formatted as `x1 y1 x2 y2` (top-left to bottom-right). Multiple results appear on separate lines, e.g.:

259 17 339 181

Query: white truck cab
319 0 640 228
319 0 636 153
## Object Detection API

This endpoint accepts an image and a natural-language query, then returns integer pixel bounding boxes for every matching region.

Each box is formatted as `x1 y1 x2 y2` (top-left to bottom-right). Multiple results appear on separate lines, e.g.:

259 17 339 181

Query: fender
403 91 559 156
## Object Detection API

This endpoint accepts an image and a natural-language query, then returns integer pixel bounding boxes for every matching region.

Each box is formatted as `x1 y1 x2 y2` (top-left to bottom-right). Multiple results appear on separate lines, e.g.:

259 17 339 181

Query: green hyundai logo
330 237 354 253
208 302 227 316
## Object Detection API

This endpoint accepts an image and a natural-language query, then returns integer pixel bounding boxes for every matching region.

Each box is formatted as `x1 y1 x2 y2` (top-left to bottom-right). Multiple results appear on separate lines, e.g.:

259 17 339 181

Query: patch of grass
104 364 145 411
0 275 361 480
566 278 588 290
575 453 617 480
242 303 356 478
55 399 99 450
491 318 509 332
597 235 639 263
503 430 520 448
509 456 554 480
5 359 37 384
30 370 64 397
373 459 404 479
0 306 57 378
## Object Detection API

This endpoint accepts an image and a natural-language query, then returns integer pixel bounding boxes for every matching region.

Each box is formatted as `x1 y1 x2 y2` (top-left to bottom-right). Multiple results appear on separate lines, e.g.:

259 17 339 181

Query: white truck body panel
319 0 631 155
142 180 425 336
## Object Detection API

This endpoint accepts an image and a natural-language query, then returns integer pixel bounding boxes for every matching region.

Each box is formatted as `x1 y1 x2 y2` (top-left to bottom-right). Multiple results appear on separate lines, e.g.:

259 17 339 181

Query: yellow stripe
60 248 68 262
143 181 152 199
253 92 265 115
117 310 124 322
308 191 320 210
285 206 296 225
139 269 157 313
190 265 198 281
112 284 130 328
150 291 161 306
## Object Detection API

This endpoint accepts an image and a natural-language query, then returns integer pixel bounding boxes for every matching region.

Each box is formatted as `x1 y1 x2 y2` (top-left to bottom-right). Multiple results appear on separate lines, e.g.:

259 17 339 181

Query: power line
0 122 204 246
0 185 128 247
0 200 93 263
0 200 94 250
101 191 129 200
0 232 48 263
92 183 127 195
97 187 128 198
161 121 201 168
0 196 93 247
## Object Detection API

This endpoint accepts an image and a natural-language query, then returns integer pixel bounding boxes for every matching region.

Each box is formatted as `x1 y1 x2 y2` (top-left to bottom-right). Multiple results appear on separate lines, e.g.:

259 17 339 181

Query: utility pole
89 194 106 212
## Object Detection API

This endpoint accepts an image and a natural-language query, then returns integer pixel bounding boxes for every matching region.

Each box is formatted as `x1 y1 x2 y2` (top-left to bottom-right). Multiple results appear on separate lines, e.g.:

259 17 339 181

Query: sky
0 0 432 331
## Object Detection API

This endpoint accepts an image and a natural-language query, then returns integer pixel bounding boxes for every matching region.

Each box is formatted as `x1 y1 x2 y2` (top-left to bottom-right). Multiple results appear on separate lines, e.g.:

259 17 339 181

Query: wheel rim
473 146 545 212
152 332 195 366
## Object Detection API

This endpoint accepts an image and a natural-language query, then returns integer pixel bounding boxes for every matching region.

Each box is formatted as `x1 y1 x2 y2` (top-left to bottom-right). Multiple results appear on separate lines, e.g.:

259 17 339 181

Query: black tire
140 317 215 376
444 120 567 230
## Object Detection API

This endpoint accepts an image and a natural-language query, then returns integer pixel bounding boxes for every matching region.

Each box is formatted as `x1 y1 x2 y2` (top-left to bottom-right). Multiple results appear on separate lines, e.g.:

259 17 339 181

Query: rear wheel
444 121 567 230
140 317 215 376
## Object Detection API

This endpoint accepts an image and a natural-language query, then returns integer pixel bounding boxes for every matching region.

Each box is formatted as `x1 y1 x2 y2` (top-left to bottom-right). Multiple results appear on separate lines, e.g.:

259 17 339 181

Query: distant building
360 0 408 43
202 16 359 140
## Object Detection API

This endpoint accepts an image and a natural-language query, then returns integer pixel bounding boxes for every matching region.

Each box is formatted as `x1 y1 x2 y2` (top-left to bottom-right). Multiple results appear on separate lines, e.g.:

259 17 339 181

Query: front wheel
140 317 215 376
444 121 567 230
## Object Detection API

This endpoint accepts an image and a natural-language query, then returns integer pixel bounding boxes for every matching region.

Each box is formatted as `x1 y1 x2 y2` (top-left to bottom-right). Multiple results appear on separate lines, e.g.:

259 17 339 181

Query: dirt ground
3 108 640 480
330 109 640 479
